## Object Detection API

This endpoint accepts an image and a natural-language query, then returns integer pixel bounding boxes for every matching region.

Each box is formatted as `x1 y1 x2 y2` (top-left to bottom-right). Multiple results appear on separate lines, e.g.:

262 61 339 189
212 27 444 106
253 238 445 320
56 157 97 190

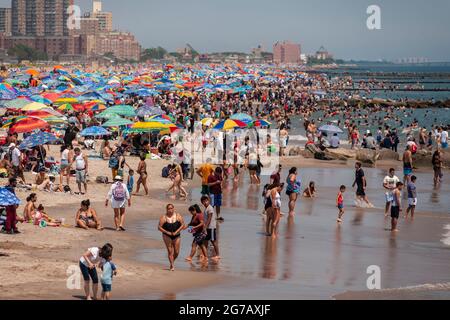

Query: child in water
336 185 346 223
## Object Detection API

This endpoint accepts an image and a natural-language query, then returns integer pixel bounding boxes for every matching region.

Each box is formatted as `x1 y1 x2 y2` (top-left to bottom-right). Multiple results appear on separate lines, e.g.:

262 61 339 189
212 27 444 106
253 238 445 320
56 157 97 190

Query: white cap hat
114 175 123 181
9 143 15 148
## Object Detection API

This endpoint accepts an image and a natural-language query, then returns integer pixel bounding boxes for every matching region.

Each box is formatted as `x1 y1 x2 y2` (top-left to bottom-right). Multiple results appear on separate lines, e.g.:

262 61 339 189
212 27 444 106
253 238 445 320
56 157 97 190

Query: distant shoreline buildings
0 0 141 62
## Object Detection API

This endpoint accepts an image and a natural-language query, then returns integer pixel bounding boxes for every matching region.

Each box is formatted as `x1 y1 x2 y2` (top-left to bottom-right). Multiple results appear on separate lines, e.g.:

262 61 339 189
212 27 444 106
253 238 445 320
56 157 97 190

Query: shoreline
0 144 446 300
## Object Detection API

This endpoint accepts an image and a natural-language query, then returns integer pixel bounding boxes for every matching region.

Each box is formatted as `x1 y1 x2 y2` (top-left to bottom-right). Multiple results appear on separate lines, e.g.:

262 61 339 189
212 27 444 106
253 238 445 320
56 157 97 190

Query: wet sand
135 166 450 300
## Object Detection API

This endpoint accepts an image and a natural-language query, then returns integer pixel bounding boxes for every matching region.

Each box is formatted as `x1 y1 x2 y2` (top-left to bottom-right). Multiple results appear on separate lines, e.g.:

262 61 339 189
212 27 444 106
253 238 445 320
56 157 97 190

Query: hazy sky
2 0 450 61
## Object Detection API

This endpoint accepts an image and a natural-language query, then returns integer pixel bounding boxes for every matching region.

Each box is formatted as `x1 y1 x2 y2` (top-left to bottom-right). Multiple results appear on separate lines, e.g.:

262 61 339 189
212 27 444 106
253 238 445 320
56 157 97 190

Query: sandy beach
1 143 448 300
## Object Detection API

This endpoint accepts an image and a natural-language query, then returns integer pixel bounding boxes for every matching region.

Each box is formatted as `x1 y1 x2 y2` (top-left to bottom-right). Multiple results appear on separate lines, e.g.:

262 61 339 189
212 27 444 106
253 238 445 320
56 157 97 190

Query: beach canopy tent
318 125 344 134
18 131 59 150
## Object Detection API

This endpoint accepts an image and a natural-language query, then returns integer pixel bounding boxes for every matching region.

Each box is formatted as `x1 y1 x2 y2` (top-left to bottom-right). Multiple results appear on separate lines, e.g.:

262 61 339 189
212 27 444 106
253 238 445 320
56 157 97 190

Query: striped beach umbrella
8 117 49 133
213 119 248 131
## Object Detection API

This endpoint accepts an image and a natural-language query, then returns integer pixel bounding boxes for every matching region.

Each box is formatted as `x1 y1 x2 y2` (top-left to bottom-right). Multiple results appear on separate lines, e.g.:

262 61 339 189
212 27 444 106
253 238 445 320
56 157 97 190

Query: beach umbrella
25 69 40 77
18 131 59 150
8 117 49 133
102 117 133 127
30 95 52 105
26 110 66 124
95 111 121 120
201 118 214 126
80 126 111 137
1 98 31 109
0 187 21 206
231 113 254 122
85 103 107 112
105 104 136 117
136 105 156 117
22 102 48 111
57 103 74 112
149 114 175 122
252 119 272 127
54 97 79 105
213 119 248 131
131 121 178 133
318 125 344 134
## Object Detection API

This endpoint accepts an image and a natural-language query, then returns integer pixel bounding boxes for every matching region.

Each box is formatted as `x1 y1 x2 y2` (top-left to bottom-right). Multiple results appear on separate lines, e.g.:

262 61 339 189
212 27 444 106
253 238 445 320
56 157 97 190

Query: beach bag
108 156 119 169
112 182 126 202
96 176 109 184
162 166 170 178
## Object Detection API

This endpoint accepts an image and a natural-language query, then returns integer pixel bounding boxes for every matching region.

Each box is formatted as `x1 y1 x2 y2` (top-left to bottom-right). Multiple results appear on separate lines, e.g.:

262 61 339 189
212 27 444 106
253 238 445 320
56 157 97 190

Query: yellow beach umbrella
22 102 48 111
54 98 79 105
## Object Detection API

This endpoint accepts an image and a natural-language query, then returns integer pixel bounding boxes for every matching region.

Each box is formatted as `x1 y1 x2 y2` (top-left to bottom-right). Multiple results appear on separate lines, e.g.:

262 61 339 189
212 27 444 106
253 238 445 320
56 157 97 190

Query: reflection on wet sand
282 215 295 280
261 237 278 280
138 167 450 299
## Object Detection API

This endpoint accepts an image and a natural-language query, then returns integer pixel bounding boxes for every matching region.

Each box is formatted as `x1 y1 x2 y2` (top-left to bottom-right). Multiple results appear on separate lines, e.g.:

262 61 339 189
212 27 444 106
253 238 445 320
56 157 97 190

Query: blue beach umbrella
230 113 254 122
80 126 110 137
318 125 344 134
18 131 59 150
0 187 21 206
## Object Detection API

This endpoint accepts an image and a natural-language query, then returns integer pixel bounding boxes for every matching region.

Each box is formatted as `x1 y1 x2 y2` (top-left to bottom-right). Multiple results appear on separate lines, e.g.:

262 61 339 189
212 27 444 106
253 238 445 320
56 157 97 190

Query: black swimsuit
163 216 182 240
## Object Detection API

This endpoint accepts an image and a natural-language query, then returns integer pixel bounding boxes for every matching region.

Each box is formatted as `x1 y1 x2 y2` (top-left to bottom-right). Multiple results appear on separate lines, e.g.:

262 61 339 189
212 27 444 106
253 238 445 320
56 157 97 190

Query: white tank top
75 154 85 170
62 149 69 161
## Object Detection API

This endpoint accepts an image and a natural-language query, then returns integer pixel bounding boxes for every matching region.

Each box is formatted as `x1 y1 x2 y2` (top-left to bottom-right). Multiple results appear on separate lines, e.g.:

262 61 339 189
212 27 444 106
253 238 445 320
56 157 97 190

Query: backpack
112 182 126 202
108 156 119 169
162 166 170 178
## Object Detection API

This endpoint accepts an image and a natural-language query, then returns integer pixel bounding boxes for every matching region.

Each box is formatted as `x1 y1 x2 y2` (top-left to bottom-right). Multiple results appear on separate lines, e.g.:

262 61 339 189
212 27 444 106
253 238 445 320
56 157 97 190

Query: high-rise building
0 8 12 36
84 1 112 32
11 0 74 37
273 41 301 64
92 0 102 13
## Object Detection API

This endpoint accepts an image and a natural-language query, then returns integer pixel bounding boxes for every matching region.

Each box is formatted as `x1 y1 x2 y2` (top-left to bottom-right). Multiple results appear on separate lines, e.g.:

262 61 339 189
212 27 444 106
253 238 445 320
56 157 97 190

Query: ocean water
322 64 450 101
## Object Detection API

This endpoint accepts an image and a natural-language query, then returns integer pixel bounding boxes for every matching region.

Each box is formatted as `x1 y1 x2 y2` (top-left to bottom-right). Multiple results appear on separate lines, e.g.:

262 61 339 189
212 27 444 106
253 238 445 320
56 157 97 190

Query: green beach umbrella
102 117 133 127
3 98 31 110
106 104 136 117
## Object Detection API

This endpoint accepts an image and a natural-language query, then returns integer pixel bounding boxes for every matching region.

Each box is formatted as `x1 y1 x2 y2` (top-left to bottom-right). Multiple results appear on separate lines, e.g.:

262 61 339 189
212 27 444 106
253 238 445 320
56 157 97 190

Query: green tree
141 47 168 61
7 44 48 62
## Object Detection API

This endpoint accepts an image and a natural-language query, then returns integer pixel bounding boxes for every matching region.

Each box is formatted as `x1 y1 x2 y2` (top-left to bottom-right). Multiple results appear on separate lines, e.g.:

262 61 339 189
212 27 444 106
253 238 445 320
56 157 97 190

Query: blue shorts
79 261 98 283
101 283 112 292
211 193 222 207
442 142 448 149
404 168 413 176
338 204 344 210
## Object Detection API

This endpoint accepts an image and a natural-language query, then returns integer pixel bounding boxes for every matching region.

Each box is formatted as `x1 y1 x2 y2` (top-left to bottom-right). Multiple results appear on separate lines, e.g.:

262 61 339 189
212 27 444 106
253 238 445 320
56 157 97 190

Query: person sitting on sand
34 168 51 191
23 193 37 222
303 181 317 198
76 199 103 230
34 204 61 227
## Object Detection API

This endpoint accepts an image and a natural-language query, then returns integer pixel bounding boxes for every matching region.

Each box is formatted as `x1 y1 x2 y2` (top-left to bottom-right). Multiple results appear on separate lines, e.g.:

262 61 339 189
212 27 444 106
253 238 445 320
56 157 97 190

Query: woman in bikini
76 200 103 230
166 162 187 199
158 204 186 271
135 153 149 196
23 193 37 222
